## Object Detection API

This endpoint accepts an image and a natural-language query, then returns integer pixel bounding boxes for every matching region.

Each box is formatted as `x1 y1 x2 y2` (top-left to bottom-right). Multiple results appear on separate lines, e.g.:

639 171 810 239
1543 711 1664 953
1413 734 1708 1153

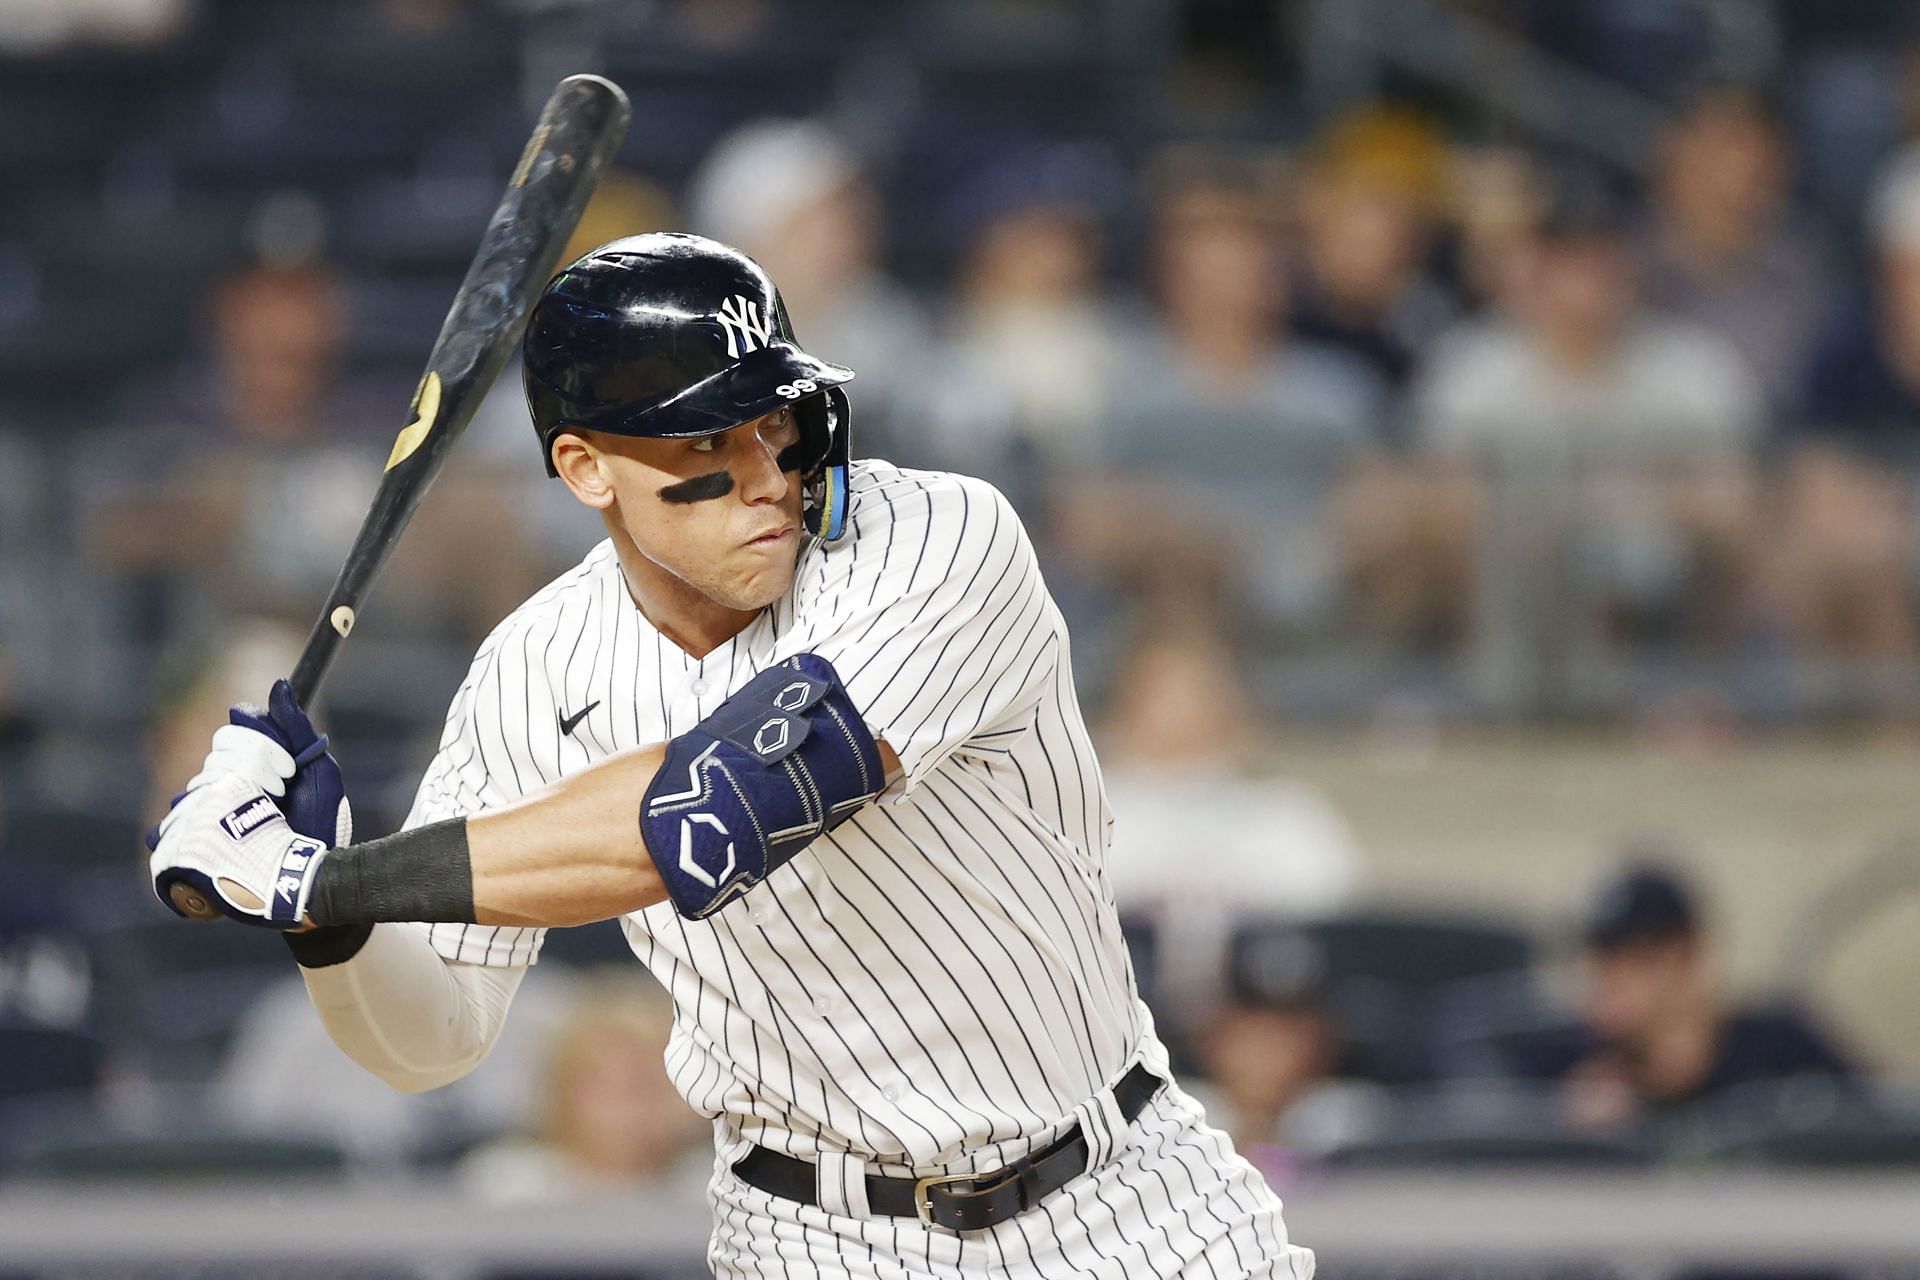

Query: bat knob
169 882 223 922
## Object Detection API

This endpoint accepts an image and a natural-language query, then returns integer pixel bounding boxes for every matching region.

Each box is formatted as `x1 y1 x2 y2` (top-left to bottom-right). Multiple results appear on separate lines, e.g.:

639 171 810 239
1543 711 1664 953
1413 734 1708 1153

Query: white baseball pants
705 1081 1315 1279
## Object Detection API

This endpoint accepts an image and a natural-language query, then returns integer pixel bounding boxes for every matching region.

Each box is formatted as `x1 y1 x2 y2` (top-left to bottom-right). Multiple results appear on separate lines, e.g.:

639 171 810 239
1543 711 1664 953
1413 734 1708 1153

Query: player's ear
552 432 615 510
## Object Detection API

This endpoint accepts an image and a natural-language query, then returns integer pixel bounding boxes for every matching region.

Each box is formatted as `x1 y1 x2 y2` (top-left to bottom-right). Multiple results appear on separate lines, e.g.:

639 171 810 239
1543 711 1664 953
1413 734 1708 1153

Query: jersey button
690 678 710 697
812 993 838 1017
747 906 769 926
882 1085 903 1103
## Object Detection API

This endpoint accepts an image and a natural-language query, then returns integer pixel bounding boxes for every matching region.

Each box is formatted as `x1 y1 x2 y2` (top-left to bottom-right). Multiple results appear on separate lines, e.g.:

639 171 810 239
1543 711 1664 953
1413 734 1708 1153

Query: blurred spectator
1329 448 1484 655
143 621 302 821
1189 922 1379 1182
1758 446 1917 664
1289 108 1460 396
1561 863 1855 1132
0 0 193 51
1802 148 1920 446
372 0 479 36
1324 144 1538 654
1773 150 1920 663
1412 173 1764 647
161 255 357 446
1637 83 1833 414
561 170 678 266
1100 622 1361 1037
457 974 709 1204
1418 174 1764 459
689 119 931 465
656 0 777 52
1097 623 1265 770
89 256 379 632
1064 155 1387 639
915 142 1133 502
88 251 546 652
1447 146 1550 315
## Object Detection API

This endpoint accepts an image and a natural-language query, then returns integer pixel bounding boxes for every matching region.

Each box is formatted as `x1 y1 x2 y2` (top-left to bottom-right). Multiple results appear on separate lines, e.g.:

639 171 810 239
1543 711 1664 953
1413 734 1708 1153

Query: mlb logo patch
219 796 281 841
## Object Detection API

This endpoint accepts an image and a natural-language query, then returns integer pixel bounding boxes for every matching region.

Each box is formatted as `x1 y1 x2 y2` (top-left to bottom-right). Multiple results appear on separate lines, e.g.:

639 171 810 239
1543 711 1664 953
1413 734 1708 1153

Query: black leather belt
732 1064 1164 1233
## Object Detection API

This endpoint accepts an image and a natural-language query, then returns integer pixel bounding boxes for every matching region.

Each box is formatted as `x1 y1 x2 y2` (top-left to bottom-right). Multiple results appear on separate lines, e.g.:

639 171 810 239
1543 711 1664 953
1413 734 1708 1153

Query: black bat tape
658 471 736 504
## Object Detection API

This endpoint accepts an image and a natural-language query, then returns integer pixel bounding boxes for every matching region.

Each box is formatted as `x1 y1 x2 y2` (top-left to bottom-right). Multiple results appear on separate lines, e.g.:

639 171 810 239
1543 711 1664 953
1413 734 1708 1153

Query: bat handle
168 881 226 922
289 599 355 706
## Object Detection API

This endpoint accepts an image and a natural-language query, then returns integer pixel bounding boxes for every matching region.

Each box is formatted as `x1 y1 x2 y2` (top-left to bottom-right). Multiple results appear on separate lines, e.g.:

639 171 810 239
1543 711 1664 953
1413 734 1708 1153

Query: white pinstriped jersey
404 459 1149 1171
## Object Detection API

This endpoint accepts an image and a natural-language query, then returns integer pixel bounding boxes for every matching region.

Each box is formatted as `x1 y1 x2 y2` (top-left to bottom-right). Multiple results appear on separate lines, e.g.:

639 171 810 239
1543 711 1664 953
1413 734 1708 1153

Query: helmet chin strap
804 463 850 541
796 385 852 542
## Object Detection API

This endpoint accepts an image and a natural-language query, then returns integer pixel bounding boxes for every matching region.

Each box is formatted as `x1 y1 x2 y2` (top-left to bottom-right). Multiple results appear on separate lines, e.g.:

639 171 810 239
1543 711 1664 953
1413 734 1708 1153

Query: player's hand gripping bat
166 74 631 920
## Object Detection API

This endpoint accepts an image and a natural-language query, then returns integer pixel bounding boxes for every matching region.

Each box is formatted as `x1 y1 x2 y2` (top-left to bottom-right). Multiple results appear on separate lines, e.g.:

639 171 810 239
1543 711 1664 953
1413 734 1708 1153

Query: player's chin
722 548 800 609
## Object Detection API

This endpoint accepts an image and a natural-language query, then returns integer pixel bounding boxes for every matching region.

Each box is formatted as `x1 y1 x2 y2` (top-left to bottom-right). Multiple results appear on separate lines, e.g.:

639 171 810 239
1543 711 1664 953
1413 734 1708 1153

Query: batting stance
149 233 1314 1277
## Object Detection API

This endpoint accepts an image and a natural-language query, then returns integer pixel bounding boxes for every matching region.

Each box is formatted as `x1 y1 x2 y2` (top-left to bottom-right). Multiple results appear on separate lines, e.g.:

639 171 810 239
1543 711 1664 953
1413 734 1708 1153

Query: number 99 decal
775 379 818 400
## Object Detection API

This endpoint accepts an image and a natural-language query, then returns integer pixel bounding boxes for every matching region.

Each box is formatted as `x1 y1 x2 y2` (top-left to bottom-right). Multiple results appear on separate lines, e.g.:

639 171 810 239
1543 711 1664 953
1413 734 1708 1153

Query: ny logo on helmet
716 295 774 358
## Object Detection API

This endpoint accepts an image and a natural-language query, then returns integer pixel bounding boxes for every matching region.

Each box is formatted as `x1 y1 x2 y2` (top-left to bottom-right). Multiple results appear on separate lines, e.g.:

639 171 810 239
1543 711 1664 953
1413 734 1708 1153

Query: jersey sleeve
774 471 1064 799
400 638 549 968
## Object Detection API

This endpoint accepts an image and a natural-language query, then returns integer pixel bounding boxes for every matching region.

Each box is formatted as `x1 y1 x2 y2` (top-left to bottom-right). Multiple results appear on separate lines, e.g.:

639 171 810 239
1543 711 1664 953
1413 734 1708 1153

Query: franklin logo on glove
220 796 283 841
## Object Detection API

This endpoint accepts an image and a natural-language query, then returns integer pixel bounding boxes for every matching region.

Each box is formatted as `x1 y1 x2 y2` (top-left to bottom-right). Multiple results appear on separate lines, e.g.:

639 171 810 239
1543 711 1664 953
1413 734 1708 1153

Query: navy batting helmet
523 232 855 540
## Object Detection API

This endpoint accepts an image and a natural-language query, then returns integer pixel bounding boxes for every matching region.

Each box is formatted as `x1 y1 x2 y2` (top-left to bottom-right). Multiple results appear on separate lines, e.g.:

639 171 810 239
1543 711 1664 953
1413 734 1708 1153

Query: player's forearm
305 743 674 931
299 922 524 1092
466 742 671 926
307 731 897 931
461 737 897 925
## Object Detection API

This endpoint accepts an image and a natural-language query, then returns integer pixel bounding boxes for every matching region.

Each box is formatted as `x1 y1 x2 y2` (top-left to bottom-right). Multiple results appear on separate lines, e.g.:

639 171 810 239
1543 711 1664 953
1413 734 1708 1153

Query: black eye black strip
657 471 736 504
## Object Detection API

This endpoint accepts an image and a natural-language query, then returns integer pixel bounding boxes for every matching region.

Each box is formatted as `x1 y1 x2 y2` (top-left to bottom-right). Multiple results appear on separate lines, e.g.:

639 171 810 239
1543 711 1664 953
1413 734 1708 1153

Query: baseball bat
168 74 631 921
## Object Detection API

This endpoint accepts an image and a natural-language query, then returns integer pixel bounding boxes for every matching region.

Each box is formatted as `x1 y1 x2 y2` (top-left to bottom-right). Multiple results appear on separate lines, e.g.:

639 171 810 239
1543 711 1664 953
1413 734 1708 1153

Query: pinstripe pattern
398 460 1308 1274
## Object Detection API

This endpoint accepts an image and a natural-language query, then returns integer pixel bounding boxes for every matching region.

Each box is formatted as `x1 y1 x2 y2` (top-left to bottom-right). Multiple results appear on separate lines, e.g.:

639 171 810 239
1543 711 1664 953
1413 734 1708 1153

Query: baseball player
149 232 1314 1277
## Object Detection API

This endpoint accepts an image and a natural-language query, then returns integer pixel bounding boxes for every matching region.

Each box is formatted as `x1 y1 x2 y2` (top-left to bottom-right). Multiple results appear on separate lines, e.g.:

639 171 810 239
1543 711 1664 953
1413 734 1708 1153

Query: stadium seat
0 801 144 871
1302 911 1536 990
88 919 291 1080
0 1088 101 1178
1428 973 1593 1083
1314 1084 1652 1171
1230 910 1539 1084
0 1024 103 1101
1688 1080 1920 1168
15 1132 348 1182
4 1078 352 1182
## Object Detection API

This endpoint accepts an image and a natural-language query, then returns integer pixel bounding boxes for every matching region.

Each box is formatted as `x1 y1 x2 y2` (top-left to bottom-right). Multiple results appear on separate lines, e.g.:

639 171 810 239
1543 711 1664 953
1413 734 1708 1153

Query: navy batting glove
229 679 353 849
235 680 373 962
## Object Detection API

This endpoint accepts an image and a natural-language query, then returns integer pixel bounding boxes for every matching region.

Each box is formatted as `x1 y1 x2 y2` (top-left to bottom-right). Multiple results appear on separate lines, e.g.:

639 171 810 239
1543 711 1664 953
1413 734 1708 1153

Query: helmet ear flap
799 386 852 541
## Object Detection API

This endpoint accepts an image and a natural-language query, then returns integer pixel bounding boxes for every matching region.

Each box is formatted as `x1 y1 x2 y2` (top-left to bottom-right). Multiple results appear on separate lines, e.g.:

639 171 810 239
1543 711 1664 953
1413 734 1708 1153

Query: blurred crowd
5 0 1920 1213
13 2 1920 748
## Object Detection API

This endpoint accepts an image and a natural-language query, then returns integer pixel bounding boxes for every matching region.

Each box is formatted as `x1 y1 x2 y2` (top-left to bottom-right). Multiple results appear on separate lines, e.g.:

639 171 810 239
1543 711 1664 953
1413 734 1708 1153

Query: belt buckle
912 1171 979 1229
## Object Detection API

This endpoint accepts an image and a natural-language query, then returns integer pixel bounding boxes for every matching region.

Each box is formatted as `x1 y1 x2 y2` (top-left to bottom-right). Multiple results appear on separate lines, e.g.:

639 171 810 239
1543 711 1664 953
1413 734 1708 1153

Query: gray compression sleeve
306 818 476 926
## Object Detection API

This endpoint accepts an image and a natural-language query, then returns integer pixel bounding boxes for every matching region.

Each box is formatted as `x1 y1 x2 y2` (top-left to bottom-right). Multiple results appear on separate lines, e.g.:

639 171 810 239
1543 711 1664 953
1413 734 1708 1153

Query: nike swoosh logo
559 701 600 736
